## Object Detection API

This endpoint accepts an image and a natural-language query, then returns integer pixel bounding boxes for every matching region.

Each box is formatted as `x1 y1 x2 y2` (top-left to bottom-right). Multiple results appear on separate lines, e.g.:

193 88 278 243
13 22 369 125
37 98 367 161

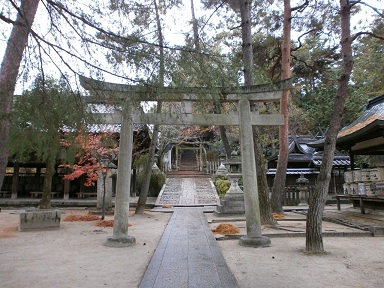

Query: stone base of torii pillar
104 235 136 247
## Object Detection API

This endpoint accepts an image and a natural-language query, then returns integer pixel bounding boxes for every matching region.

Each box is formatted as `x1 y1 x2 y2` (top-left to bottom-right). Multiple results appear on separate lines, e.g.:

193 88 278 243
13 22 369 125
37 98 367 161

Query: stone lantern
152 153 161 173
216 150 245 215
296 173 309 205
97 159 117 211
215 153 228 175
224 150 243 195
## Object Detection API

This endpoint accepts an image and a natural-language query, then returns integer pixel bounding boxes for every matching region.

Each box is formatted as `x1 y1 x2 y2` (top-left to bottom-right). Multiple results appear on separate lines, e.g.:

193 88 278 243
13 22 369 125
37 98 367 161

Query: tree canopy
9 76 86 164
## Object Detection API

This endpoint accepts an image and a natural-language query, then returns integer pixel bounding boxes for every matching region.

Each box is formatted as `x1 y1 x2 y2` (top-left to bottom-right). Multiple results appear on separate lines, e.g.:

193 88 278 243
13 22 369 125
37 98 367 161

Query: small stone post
97 172 113 211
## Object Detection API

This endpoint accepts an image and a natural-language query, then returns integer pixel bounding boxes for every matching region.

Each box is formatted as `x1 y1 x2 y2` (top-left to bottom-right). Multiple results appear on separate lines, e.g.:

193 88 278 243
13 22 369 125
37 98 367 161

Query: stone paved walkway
140 178 237 287
139 208 237 288
155 177 219 207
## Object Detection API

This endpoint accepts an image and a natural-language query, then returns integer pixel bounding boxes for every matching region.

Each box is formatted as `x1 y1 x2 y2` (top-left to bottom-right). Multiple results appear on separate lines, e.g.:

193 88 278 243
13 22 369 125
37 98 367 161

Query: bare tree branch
352 31 384 42
292 28 320 51
29 30 140 83
349 0 362 7
352 1 384 16
0 13 18 25
292 0 309 13
44 0 215 56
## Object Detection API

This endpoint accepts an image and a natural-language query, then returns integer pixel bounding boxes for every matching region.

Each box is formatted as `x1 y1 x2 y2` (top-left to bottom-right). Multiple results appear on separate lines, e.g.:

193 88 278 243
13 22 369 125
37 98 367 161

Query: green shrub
214 178 231 198
134 154 166 197
212 174 227 182
136 171 166 197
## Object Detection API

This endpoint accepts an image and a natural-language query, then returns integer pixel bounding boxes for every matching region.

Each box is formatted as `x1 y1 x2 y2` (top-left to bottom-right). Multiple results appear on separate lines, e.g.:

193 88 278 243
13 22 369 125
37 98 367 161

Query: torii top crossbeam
80 75 290 102
79 75 289 126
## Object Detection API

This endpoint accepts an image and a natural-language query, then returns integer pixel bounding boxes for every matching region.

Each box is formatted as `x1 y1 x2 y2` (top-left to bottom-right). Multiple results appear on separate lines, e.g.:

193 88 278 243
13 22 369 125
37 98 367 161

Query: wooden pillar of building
63 178 70 200
11 163 19 199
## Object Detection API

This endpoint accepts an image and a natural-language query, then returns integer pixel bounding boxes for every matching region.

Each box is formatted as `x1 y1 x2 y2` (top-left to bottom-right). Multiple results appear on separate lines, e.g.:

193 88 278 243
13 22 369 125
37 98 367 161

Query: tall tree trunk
135 0 163 214
0 0 40 190
39 158 55 209
271 0 291 214
190 0 200 51
213 103 232 158
239 0 275 225
305 0 353 252
253 128 277 225
135 106 162 214
219 126 232 159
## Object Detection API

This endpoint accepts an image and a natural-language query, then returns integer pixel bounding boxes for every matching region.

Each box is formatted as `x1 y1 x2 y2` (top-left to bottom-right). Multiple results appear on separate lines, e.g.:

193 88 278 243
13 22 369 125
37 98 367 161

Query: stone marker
19 209 61 231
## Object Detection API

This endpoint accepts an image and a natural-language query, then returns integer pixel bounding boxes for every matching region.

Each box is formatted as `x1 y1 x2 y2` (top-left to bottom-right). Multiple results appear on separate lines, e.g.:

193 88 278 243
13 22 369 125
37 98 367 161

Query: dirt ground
0 209 171 288
1 208 384 288
218 237 384 288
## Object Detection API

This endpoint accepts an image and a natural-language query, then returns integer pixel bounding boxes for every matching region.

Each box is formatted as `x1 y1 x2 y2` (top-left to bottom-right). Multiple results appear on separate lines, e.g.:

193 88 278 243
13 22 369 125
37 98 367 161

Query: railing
281 186 314 206
205 161 221 174
162 160 171 172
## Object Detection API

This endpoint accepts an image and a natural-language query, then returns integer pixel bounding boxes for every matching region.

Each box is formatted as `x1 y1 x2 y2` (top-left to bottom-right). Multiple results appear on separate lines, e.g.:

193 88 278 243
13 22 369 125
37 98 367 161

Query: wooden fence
205 161 221 174
281 186 314 206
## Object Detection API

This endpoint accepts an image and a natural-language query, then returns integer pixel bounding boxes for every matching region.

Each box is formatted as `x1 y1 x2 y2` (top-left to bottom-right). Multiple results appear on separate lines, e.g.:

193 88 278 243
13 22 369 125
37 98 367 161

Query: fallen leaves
96 220 132 227
63 215 100 222
63 214 133 228
95 220 114 227
211 223 240 235
273 213 285 219
0 226 18 238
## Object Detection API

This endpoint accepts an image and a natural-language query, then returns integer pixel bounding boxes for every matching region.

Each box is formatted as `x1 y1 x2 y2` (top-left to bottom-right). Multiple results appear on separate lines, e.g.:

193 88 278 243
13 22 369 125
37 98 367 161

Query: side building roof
309 94 384 155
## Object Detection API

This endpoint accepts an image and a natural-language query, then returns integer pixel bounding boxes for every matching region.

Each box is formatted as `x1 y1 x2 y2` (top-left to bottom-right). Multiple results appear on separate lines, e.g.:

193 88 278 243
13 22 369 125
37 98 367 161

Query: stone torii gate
80 75 289 247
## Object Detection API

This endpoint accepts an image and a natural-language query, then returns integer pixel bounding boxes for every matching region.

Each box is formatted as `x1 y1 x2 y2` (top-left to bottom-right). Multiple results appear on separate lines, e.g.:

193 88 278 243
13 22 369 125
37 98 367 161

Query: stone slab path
155 178 219 207
139 208 237 288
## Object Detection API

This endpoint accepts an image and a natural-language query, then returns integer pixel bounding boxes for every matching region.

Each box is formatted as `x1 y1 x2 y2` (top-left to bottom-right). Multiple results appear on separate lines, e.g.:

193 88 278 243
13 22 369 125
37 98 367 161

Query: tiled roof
86 123 145 133
307 95 384 153
312 159 350 166
87 124 121 133
338 96 384 138
312 151 350 166
267 168 319 175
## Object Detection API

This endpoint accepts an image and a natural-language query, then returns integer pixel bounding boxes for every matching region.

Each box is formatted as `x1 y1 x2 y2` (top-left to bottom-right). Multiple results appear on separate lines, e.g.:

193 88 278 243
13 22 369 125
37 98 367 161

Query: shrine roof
268 135 350 166
309 95 384 155
336 95 384 141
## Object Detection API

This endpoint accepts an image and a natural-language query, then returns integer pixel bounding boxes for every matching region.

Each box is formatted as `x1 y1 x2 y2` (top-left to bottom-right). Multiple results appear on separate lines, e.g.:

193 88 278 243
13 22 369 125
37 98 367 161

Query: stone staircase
166 170 209 178
179 149 199 171
167 149 210 178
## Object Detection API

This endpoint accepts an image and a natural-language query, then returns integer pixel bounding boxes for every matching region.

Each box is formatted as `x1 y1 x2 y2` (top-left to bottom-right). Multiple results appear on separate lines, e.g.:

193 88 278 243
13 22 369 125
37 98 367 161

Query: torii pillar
238 98 271 247
104 101 136 247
